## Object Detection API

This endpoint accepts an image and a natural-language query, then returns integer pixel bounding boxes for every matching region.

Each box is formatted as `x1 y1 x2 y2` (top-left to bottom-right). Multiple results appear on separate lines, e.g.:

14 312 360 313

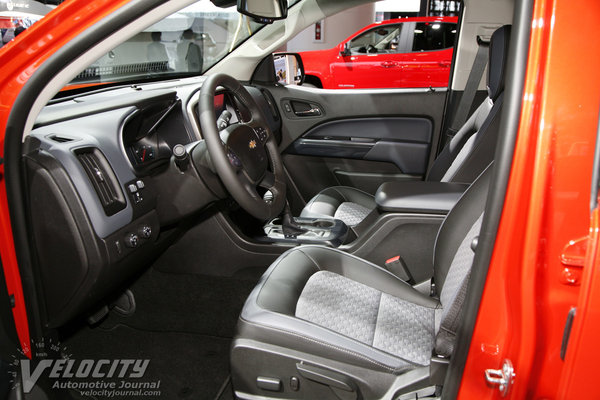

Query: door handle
438 61 451 67
380 61 398 68
294 107 321 117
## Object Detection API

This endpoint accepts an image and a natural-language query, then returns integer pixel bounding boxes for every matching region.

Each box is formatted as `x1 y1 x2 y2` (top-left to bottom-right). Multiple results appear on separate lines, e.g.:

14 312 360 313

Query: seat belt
446 37 490 138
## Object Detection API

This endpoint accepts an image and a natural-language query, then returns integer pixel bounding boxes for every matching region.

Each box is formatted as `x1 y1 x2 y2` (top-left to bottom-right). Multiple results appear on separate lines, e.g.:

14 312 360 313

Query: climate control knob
125 233 139 248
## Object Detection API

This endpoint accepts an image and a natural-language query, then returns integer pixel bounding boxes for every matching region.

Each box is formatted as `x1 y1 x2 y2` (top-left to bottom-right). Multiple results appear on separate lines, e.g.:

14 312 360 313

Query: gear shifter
281 201 308 238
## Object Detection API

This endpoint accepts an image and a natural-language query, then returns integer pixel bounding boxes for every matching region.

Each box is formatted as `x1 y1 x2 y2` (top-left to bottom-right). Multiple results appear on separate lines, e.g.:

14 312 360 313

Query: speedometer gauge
133 144 155 165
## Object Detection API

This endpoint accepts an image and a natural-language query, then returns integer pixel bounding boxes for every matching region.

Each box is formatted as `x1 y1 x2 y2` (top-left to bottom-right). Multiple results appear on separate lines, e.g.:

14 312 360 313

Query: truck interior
0 0 530 398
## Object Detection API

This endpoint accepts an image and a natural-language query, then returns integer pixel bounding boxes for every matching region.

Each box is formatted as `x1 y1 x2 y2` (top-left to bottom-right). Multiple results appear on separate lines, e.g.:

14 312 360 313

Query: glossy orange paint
0 0 132 357
559 236 587 286
60 81 115 92
458 0 600 398
556 205 600 396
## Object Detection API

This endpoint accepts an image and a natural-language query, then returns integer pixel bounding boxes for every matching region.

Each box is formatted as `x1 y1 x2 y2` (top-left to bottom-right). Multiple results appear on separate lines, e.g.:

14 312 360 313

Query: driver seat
231 165 492 399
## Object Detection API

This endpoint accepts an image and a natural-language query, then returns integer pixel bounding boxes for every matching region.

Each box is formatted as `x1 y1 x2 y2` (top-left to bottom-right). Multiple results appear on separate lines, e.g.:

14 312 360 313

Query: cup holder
309 219 335 228
263 216 347 247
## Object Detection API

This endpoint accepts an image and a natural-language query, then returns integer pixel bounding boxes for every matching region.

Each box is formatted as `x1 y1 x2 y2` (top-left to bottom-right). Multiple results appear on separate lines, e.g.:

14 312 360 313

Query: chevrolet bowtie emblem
249 140 257 149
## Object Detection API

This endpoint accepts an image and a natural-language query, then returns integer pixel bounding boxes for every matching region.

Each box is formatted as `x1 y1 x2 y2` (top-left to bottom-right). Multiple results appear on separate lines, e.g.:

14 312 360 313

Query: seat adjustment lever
296 363 357 400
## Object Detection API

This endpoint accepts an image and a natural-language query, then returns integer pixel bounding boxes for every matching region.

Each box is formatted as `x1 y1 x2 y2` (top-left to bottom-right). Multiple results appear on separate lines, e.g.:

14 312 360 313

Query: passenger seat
300 25 511 227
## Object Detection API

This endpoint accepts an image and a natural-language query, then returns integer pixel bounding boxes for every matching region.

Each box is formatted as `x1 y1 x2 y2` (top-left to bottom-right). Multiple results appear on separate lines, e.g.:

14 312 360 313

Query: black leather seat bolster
300 186 376 219
447 94 504 183
237 245 439 372
426 99 492 182
235 311 417 373
256 246 438 313
487 25 511 101
434 164 493 290
375 181 469 214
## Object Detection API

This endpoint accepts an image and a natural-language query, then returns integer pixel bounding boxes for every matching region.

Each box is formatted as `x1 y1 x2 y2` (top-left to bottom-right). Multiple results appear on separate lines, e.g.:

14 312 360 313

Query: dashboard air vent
49 135 74 143
76 148 126 216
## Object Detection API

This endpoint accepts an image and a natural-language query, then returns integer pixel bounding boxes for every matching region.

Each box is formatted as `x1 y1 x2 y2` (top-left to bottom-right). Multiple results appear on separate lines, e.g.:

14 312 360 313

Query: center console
262 181 469 253
263 217 348 247
375 181 468 214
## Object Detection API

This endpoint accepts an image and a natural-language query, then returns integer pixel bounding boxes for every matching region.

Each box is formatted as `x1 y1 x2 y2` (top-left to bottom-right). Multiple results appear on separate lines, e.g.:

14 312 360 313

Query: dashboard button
114 240 123 255
125 233 139 248
139 225 152 239
136 180 145 189
128 184 138 193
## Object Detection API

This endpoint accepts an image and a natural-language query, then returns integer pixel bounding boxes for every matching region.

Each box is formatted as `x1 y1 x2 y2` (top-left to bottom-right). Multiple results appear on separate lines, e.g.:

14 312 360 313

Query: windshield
66 1 265 89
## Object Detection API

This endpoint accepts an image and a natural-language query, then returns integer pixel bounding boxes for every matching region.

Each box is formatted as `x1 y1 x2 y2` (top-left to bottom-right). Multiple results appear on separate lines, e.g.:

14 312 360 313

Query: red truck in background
299 16 458 89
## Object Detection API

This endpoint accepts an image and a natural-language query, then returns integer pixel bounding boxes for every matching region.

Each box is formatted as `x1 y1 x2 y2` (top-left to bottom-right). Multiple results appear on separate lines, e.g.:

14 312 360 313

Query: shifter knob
173 144 189 171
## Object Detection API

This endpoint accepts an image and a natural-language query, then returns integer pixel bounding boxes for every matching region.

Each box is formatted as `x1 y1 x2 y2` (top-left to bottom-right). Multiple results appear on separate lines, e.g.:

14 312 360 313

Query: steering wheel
198 73 286 220
366 44 378 53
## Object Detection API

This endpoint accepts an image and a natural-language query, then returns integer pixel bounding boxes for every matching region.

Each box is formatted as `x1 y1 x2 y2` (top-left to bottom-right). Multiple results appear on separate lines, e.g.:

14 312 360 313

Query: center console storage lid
375 181 469 214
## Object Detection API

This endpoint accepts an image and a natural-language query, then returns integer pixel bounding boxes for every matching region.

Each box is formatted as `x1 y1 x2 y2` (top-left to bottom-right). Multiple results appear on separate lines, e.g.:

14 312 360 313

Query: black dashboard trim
35 88 177 129
4 0 173 337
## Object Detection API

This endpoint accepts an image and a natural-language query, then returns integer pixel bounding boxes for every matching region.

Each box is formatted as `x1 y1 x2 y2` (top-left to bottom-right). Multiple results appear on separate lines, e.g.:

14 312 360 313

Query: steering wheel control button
227 150 242 168
254 127 268 143
125 233 139 248
128 184 138 193
139 225 152 239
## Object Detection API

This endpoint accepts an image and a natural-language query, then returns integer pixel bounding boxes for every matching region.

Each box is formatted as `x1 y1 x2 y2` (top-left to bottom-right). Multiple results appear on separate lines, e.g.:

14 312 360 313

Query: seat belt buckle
430 278 437 297
384 256 413 283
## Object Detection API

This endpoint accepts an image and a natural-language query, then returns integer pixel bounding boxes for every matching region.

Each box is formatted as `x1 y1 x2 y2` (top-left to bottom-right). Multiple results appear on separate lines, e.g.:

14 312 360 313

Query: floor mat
100 268 258 338
65 325 232 400
61 269 256 399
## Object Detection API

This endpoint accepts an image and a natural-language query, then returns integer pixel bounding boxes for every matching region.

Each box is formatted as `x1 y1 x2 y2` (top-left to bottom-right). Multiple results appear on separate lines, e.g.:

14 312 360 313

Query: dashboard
26 79 281 328
121 90 251 172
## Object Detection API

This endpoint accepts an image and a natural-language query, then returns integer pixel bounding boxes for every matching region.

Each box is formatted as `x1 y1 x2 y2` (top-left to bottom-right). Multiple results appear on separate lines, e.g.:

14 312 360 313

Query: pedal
87 305 109 325
110 289 136 317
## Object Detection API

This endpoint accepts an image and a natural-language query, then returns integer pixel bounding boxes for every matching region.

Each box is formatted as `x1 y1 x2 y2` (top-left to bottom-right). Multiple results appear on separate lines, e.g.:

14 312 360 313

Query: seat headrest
487 25 511 101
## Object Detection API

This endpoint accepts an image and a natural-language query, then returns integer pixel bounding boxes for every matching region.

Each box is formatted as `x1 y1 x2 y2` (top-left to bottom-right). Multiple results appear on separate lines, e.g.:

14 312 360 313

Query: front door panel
263 85 447 212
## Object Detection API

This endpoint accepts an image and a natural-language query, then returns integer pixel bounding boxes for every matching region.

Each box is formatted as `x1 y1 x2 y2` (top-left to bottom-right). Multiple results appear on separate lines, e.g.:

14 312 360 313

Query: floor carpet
62 268 258 399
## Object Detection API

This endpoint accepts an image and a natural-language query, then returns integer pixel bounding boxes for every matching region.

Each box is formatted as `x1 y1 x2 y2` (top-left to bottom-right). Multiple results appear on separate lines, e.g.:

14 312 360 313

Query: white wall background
375 0 420 13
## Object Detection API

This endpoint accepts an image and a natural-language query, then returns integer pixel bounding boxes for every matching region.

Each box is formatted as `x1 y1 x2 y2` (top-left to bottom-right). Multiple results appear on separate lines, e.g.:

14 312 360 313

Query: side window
412 22 456 52
348 25 403 54
283 3 460 90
